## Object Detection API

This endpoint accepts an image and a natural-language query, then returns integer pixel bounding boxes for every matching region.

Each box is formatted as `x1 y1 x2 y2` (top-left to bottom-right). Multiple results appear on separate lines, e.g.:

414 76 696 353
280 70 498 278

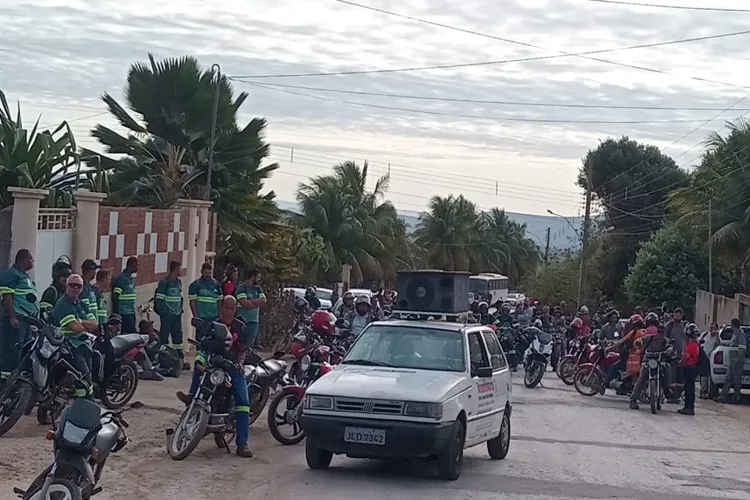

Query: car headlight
209 369 226 386
404 402 443 420
61 422 89 445
304 395 333 410
300 355 312 373
648 359 658 369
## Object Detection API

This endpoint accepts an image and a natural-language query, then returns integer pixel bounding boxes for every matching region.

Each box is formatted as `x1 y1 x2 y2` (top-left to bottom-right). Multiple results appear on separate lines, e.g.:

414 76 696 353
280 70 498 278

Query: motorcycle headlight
209 369 226 386
648 359 658 369
61 422 89 445
404 402 442 420
39 337 57 359
304 395 333 410
300 355 312 372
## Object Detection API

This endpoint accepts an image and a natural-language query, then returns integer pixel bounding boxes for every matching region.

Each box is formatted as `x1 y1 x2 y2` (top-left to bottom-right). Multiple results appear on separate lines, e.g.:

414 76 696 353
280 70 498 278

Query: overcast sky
3 0 750 216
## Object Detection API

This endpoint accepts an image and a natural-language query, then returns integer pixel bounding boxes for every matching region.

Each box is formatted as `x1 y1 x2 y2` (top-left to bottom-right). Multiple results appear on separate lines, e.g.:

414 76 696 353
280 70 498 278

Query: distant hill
277 200 581 251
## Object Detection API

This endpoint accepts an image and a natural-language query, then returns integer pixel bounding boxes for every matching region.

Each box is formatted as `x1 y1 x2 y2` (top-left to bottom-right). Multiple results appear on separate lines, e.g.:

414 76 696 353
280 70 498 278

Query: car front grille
334 397 404 415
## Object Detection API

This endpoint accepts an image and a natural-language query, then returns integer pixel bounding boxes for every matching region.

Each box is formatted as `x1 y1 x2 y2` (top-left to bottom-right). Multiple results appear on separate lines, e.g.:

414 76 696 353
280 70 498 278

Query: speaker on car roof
395 270 470 314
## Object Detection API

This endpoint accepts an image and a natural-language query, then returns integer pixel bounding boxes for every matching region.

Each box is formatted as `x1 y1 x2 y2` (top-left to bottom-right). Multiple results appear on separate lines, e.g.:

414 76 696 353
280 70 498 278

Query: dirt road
2 373 750 500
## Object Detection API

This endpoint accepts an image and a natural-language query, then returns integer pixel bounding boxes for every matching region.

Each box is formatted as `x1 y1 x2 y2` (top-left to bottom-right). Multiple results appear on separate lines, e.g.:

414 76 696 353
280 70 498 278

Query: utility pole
544 227 551 267
206 63 221 201
708 197 714 293
578 157 593 307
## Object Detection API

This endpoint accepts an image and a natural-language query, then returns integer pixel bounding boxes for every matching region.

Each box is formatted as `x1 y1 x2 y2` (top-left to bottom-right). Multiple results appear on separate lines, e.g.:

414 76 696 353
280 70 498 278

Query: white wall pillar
73 190 107 268
9 187 48 281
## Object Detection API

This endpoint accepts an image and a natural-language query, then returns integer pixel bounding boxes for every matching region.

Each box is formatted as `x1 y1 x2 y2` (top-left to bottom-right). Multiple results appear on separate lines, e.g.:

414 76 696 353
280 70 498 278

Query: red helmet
311 310 336 335
629 314 643 324
570 317 584 332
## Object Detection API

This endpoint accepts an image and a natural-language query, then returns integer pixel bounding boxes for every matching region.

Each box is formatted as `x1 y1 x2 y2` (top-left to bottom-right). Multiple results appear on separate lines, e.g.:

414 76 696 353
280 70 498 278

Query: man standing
155 261 184 353
80 259 101 329
699 323 720 399
665 307 687 403
0 249 38 381
93 269 112 330
717 318 746 404
40 262 72 317
188 262 222 340
112 257 139 333
53 274 98 398
600 309 621 341
235 268 267 350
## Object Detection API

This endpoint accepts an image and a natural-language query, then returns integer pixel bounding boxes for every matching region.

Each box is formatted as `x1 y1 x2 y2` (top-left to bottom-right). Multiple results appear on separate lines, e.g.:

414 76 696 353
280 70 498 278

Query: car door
482 328 510 434
466 330 495 445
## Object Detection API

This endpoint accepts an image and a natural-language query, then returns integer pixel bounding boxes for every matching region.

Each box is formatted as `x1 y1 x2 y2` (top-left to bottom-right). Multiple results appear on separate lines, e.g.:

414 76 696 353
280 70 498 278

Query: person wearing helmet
604 314 645 388
577 306 591 335
600 309 621 341
40 260 72 317
678 323 701 415
304 287 321 310
568 316 585 339
344 295 373 338
495 304 514 329
629 323 671 410
333 291 355 318
310 310 336 336
469 300 480 315
644 312 660 334
477 302 493 325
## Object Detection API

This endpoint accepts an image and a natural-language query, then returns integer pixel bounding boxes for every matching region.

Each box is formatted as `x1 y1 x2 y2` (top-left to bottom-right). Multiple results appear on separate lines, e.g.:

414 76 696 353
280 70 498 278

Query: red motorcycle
573 341 620 397
555 335 595 386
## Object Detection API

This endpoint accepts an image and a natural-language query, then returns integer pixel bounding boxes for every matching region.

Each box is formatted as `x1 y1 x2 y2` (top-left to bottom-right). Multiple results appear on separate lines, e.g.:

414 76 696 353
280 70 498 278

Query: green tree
295 161 406 284
521 253 581 306
579 137 688 303
88 54 280 264
481 208 540 285
0 90 102 208
624 224 707 313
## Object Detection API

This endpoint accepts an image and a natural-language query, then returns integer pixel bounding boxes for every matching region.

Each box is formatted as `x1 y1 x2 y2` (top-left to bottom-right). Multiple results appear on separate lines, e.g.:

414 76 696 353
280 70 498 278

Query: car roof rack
388 310 480 324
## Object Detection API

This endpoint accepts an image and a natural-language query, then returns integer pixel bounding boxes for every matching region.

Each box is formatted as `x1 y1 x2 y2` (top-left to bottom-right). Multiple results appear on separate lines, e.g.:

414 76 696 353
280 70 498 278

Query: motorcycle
550 328 566 371
522 327 553 388
268 343 335 446
14 398 140 500
644 349 676 414
496 325 522 370
91 333 146 409
556 335 594 386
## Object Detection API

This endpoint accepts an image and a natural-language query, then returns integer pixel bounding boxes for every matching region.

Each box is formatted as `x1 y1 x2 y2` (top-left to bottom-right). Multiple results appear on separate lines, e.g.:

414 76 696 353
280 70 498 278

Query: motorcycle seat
254 359 287 384
110 334 147 357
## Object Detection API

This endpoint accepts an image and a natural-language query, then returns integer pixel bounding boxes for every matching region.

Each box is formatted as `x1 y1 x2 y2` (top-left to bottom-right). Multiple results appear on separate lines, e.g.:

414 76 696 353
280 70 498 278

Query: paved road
2 370 750 500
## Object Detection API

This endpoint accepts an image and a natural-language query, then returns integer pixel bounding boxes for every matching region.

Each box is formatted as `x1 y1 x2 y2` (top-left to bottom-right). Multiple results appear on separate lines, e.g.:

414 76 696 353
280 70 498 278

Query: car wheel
437 419 465 481
487 410 510 459
305 439 333 470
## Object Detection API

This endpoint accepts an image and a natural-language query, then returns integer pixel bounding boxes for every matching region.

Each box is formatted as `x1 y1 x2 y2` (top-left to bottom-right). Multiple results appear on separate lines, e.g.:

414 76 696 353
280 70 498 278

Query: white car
706 325 750 398
284 287 332 310
300 319 512 480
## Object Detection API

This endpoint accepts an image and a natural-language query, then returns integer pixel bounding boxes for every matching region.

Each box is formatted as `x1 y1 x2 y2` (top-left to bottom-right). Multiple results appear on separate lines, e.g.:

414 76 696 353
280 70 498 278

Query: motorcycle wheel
649 379 658 414
249 385 270 426
24 386 37 416
168 404 209 460
556 357 577 386
23 477 82 500
573 367 600 397
267 388 305 445
523 362 544 388
0 379 33 437
98 360 139 410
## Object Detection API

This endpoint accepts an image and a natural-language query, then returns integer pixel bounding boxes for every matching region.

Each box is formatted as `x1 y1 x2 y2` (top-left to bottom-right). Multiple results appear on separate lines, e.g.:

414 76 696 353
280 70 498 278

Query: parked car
284 287 332 310
706 325 750 398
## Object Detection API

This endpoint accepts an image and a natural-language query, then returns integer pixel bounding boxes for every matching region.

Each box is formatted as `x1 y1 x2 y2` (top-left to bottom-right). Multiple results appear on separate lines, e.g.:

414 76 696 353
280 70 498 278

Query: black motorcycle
15 398 139 500
644 347 677 414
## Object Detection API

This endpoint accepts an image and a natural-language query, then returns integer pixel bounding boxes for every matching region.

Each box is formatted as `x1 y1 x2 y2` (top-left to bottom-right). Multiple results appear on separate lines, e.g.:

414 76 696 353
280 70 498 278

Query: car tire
487 410 510 460
305 439 333 470
437 419 465 481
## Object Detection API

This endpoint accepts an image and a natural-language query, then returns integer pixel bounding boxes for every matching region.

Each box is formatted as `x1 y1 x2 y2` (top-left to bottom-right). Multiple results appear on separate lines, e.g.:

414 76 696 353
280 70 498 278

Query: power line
585 0 750 12
241 81 726 124
229 79 750 112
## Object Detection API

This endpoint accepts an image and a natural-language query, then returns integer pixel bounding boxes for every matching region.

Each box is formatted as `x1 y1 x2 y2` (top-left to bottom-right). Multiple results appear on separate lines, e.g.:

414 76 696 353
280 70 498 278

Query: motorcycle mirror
26 293 37 304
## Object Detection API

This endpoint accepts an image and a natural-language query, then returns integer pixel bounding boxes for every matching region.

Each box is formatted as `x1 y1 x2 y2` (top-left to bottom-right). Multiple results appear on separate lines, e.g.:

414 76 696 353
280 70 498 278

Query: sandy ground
2 369 750 500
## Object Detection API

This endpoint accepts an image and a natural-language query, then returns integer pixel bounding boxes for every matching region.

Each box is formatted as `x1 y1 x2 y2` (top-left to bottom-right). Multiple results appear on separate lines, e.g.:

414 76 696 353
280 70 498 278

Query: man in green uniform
112 257 138 333
717 318 747 404
188 262 222 341
0 249 38 381
80 259 101 330
93 269 111 330
235 268 266 349
155 260 184 354
53 274 98 398
40 261 72 318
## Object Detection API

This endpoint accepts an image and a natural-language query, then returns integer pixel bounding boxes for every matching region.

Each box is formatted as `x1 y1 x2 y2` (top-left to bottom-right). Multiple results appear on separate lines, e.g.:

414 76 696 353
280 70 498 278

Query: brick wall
97 207 188 284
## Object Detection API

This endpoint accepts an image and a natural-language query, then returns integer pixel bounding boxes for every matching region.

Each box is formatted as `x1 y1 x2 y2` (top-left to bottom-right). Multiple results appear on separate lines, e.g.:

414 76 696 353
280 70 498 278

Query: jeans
121 314 137 334
245 322 259 349
159 314 183 352
683 364 697 410
0 317 30 379
71 343 93 398
187 359 250 446
605 359 624 384
631 360 672 402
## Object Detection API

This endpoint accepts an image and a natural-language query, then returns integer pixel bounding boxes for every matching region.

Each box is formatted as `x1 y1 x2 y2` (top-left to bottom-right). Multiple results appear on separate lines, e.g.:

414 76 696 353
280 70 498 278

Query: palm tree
0 90 102 208
480 208 540 285
86 54 280 263
295 161 405 284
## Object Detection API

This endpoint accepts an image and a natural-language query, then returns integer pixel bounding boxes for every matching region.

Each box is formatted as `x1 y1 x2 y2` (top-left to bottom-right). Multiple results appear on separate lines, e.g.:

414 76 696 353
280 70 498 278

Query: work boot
629 401 639 410
236 445 253 458
176 391 193 405
677 408 694 416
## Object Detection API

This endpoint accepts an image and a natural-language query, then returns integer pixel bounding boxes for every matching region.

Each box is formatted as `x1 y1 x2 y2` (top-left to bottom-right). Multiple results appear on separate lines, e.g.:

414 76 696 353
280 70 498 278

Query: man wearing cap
0 249 38 381
188 262 222 341
80 259 101 329
53 274 98 398
112 257 138 334
155 260 184 354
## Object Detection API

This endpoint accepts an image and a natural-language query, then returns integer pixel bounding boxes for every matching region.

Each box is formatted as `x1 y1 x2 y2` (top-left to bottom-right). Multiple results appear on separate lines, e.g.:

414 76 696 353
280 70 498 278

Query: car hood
307 364 467 403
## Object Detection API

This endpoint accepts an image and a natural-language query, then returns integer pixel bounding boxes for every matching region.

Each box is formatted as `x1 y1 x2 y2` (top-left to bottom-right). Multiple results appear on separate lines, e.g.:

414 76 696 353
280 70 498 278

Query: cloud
1 0 749 214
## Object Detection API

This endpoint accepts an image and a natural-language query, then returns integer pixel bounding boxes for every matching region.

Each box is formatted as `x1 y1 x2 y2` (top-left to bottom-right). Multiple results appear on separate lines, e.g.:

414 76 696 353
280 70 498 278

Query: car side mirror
476 366 493 378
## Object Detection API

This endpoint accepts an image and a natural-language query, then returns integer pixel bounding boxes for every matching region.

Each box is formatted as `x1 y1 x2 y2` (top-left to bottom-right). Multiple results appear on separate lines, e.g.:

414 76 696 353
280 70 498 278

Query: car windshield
343 325 466 372
316 290 332 301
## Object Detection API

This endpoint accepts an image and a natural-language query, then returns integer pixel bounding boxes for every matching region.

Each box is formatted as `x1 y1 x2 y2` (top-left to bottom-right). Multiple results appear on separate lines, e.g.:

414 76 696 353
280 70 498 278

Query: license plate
344 427 386 445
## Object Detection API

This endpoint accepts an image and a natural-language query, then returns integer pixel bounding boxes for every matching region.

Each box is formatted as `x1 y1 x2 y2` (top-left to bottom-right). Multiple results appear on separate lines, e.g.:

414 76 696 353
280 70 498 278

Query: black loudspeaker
396 270 470 314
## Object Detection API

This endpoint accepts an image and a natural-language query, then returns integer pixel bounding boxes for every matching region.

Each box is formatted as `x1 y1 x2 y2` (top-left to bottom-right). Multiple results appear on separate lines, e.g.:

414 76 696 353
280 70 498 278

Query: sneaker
236 445 253 458
677 408 695 416
629 401 639 410
176 391 193 405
